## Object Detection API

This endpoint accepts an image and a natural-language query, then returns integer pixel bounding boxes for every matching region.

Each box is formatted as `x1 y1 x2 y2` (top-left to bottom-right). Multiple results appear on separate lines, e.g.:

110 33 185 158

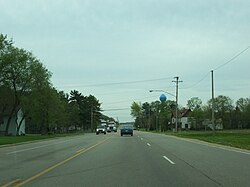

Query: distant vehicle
100 121 108 127
96 126 107 135
120 125 133 136
107 121 117 133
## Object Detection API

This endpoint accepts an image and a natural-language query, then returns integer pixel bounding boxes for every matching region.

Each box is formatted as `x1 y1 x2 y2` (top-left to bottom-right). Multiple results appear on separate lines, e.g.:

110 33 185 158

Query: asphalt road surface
1 131 250 187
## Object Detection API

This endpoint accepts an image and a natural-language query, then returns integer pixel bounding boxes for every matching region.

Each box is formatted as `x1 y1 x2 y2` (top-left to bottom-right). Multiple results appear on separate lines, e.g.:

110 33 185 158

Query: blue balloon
159 94 167 102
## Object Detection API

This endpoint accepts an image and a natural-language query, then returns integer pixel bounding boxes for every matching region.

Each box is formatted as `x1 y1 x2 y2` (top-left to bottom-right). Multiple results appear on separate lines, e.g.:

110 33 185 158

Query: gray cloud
0 0 249 121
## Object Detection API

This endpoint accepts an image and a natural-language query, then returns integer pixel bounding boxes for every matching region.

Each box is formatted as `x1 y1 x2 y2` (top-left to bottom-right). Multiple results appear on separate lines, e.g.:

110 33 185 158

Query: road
0 131 250 187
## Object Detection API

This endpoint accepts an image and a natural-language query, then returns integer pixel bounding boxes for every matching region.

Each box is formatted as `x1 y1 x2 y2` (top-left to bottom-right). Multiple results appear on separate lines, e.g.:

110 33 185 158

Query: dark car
120 125 133 136
96 126 107 135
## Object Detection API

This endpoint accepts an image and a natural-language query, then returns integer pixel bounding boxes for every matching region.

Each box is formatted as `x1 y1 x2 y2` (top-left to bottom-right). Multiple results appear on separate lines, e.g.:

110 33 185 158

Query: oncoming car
96 126 107 135
120 125 133 136
107 121 117 133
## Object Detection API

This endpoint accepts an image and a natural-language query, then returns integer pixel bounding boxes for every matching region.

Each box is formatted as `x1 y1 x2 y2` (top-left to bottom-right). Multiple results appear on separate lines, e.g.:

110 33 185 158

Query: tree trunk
5 92 20 135
5 105 16 136
16 114 25 136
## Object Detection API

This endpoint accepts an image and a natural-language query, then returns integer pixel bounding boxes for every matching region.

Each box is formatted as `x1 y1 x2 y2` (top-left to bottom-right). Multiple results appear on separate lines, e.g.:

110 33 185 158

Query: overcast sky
1 0 249 122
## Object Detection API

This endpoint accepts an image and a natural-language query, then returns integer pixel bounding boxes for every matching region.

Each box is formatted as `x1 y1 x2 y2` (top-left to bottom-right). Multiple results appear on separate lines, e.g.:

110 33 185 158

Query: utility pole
211 70 215 131
91 106 93 132
172 76 182 132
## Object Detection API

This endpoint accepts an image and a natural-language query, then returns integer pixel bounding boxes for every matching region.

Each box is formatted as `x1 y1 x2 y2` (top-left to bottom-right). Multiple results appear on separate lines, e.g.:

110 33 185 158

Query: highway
0 131 250 187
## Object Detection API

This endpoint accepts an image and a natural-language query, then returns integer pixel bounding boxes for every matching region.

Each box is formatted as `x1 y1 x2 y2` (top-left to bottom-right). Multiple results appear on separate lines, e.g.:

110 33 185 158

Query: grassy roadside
168 130 250 151
141 129 250 151
0 133 84 146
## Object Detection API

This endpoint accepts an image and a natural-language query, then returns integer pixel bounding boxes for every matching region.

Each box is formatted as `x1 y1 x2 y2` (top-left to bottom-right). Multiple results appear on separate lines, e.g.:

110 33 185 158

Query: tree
56 91 71 132
130 102 142 119
142 102 152 130
236 98 250 112
83 95 102 131
130 102 143 128
0 34 110 135
131 100 175 131
69 90 82 130
0 35 51 135
69 90 82 105
158 100 175 131
236 98 250 128
150 101 161 131
187 97 204 129
0 34 13 84
187 97 202 110
68 101 81 131
69 91 102 131
0 86 14 114
208 95 234 129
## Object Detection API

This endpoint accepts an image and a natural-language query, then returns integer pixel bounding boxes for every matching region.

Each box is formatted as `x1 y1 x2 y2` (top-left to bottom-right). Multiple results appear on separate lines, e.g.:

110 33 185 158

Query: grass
141 129 250 150
0 133 84 146
169 130 250 151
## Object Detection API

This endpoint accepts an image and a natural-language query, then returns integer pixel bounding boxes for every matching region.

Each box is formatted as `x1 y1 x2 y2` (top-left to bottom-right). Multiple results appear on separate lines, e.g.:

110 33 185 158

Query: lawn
0 133 83 146
172 130 250 150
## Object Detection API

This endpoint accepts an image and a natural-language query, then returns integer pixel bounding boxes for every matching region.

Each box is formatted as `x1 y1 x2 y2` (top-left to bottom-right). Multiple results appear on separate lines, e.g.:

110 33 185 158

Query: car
120 125 133 136
107 125 117 132
107 122 117 133
96 125 107 135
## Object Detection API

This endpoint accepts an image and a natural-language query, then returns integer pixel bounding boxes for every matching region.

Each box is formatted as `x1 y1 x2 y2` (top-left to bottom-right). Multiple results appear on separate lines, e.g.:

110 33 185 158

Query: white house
172 108 192 130
0 108 25 135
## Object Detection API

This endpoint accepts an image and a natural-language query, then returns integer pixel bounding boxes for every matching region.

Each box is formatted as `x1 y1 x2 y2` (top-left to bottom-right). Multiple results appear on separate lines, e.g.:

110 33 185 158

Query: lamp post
149 89 177 132
149 90 175 97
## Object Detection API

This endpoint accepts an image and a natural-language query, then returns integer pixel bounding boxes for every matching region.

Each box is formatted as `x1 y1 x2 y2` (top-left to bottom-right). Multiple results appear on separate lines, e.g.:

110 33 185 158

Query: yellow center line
76 148 85 153
1 179 21 187
14 137 112 187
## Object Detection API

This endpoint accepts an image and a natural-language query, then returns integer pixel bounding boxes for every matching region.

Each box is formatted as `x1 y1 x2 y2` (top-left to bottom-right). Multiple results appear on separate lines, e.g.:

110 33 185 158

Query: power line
214 46 250 71
104 95 159 105
94 88 150 96
180 46 250 90
180 72 210 89
57 77 173 88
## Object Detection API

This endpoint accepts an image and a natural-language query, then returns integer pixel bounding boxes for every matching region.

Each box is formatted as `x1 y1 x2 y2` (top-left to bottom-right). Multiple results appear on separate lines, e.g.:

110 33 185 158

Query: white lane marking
163 156 175 165
7 139 72 155
147 143 151 146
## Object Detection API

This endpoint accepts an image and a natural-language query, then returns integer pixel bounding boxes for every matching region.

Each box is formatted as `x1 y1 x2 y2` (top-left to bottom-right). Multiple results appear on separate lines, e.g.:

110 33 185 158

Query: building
172 108 192 130
0 107 25 135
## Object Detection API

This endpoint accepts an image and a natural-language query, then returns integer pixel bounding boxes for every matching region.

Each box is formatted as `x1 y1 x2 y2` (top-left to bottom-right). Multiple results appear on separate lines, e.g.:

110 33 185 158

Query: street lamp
149 90 175 97
149 89 178 132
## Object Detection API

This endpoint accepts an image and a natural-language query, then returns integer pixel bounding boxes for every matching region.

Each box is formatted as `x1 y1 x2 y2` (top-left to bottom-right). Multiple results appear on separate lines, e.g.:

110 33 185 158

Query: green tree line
0 34 108 135
131 96 250 131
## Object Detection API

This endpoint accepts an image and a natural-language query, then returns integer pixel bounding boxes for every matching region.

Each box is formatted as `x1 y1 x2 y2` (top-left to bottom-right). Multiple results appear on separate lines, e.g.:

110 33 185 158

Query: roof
180 109 192 117
172 108 192 118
